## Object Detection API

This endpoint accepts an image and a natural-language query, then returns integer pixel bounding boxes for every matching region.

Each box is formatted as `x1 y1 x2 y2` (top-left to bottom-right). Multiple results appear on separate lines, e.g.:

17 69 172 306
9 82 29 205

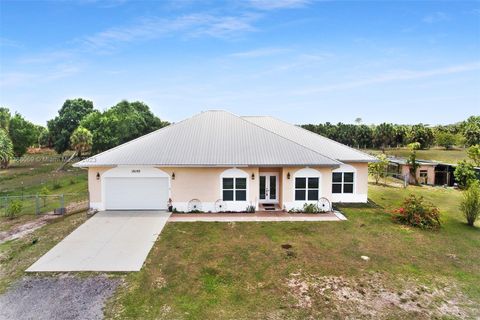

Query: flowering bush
392 194 441 230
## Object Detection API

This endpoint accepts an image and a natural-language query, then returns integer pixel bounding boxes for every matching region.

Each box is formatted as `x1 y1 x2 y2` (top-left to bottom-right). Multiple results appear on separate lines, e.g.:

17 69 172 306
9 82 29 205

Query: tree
0 107 10 131
454 160 477 189
407 124 434 149
70 126 93 157
463 116 480 146
374 123 395 149
38 128 52 148
467 145 480 166
368 154 389 185
460 180 480 227
8 113 37 157
354 117 362 124
47 98 95 154
81 100 169 153
435 131 456 150
0 129 14 168
406 150 420 184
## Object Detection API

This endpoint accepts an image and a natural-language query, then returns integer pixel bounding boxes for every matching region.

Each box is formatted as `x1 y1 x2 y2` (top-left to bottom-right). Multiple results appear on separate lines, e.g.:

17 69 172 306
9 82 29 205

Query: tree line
0 98 169 168
0 98 479 169
301 116 480 150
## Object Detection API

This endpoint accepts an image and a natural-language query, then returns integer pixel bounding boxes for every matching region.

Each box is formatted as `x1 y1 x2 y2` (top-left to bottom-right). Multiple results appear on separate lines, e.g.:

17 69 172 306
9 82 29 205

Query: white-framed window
332 172 354 194
222 177 247 201
295 177 319 201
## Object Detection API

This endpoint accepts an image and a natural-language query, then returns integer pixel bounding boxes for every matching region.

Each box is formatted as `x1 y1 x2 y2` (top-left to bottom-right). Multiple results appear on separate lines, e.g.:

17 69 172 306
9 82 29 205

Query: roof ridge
252 115 377 161
235 114 342 165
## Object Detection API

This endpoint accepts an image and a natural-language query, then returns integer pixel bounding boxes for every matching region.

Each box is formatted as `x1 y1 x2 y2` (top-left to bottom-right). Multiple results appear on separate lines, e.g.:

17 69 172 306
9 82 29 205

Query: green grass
365 147 468 164
0 152 88 218
105 183 480 319
0 211 89 293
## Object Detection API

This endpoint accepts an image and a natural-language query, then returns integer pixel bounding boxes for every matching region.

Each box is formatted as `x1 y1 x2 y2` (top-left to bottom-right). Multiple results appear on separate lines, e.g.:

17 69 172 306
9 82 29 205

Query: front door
259 173 279 203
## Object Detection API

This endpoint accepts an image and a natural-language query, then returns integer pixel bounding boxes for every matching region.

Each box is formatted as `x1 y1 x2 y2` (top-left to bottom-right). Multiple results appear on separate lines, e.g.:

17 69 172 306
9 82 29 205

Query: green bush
7 200 23 219
303 203 321 213
52 181 62 190
454 160 477 189
246 205 256 213
460 181 480 227
392 194 441 230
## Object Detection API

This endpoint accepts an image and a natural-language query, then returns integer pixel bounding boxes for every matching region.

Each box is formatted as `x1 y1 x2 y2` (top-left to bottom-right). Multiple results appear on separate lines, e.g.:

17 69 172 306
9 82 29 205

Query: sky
0 0 479 126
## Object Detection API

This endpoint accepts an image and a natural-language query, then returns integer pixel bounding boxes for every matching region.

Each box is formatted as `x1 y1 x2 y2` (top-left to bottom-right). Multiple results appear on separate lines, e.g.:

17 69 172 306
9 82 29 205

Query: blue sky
0 0 479 126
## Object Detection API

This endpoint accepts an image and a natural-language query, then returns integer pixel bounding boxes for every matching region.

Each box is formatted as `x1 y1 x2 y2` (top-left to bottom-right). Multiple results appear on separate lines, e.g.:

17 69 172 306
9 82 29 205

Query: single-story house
74 110 377 212
388 157 480 186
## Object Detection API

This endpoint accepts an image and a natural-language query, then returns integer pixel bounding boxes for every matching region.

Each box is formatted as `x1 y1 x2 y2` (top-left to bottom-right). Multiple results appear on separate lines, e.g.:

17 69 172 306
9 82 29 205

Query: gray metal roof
242 116 378 162
74 110 343 168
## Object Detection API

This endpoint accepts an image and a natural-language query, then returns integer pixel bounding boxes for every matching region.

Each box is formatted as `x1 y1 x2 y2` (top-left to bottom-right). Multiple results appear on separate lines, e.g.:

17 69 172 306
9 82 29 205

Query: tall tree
8 113 37 157
463 116 480 146
70 126 93 157
407 124 434 149
374 123 395 149
0 107 11 132
467 145 480 166
81 100 169 153
47 98 95 154
0 129 14 168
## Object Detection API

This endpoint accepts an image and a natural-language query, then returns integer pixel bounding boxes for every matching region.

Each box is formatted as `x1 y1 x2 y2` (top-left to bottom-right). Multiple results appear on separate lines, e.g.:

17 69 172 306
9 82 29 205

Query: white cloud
81 13 259 51
294 62 480 95
0 37 22 48
248 0 310 10
423 11 450 23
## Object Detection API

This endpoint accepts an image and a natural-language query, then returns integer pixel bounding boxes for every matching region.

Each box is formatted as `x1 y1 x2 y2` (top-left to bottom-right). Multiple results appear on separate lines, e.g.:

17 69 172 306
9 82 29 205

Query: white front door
259 173 279 203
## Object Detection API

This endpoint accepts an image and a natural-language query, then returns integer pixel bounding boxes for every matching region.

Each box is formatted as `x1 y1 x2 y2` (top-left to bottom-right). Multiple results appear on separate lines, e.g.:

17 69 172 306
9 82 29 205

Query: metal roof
242 116 378 162
74 110 344 168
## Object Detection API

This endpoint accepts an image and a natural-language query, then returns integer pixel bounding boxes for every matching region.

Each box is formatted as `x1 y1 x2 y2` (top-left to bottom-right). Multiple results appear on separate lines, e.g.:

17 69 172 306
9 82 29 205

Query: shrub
407 142 421 150
303 203 321 213
7 200 23 219
246 205 256 213
392 194 441 230
52 180 62 190
454 160 477 189
460 181 480 227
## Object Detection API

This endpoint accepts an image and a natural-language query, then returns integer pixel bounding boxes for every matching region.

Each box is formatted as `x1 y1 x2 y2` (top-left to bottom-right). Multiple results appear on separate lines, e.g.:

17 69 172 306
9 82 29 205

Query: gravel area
0 275 121 320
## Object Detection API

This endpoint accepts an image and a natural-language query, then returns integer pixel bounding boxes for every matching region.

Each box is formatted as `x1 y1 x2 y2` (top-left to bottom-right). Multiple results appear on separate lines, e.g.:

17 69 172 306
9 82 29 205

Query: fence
0 192 88 217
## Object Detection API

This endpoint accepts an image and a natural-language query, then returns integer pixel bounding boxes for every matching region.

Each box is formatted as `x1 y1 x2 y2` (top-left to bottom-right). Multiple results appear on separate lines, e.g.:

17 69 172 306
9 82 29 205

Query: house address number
131 169 141 173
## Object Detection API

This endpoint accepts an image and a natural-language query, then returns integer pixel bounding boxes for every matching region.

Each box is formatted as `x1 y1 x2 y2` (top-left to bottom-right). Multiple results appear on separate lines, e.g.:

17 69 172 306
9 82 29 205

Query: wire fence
0 192 88 217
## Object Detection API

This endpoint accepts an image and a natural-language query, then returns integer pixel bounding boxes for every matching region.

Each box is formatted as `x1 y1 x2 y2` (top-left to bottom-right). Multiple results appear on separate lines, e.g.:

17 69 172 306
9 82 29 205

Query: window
295 177 319 201
419 170 428 184
223 177 247 201
332 172 354 194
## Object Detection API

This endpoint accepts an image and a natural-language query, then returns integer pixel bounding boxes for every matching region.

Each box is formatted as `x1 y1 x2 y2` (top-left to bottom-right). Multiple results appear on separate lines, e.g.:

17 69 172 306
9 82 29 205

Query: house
388 157 438 185
74 110 377 212
388 157 480 187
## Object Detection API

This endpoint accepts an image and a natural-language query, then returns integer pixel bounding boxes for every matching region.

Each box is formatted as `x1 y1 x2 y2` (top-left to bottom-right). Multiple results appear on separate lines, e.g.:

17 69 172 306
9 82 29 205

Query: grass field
0 151 88 218
105 183 479 319
365 147 468 164
0 153 478 319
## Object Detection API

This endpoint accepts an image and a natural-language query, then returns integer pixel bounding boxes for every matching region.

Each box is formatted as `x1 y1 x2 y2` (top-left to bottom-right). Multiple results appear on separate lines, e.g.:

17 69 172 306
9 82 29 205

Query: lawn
365 147 468 164
105 183 480 319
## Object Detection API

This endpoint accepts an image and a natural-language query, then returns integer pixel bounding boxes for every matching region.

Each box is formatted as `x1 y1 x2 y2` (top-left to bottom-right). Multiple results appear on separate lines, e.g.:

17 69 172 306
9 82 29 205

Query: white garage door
104 177 169 210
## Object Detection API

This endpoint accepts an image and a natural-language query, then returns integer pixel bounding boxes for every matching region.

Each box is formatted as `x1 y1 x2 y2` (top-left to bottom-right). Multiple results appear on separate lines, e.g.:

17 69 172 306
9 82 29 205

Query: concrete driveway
26 211 171 272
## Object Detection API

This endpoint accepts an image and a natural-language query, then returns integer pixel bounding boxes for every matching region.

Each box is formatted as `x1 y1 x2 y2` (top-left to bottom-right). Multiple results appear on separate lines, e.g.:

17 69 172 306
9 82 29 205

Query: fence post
35 194 40 215
5 195 8 217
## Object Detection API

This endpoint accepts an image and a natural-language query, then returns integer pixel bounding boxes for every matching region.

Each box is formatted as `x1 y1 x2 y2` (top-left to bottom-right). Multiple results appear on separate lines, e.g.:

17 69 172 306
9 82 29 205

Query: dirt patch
0 201 88 244
0 274 121 320
286 272 478 319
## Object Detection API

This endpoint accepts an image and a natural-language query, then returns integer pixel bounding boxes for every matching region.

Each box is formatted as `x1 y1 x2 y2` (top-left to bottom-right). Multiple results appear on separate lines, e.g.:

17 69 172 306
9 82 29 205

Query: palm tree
70 126 93 157
0 129 14 168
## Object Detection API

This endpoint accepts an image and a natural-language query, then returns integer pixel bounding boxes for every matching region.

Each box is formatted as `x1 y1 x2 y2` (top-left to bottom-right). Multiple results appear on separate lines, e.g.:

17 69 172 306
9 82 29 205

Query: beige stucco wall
87 163 370 210
88 166 114 203
401 164 435 185
160 167 259 203
281 167 334 203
